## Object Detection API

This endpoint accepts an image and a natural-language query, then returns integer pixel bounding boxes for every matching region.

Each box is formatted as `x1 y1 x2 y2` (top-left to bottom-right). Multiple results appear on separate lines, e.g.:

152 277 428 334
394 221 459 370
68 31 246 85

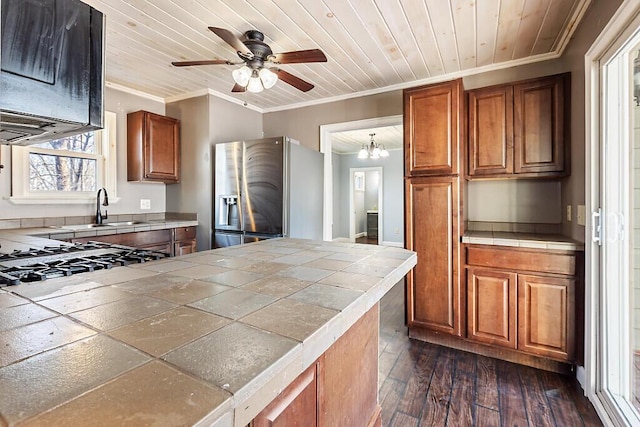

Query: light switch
577 205 586 226
566 205 572 222
140 199 151 210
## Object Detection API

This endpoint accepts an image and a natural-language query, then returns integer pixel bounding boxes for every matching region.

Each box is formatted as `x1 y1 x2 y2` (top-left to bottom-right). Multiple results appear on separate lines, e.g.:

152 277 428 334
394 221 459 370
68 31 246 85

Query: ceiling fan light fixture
259 67 278 89
247 71 264 93
232 65 252 86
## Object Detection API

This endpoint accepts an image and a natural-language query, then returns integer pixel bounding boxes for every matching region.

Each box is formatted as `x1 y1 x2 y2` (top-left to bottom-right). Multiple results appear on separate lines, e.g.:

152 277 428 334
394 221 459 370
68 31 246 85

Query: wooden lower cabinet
71 229 172 254
252 363 318 427
251 304 380 427
518 274 575 361
406 177 462 336
467 268 517 349
172 226 196 256
465 245 578 364
72 227 198 257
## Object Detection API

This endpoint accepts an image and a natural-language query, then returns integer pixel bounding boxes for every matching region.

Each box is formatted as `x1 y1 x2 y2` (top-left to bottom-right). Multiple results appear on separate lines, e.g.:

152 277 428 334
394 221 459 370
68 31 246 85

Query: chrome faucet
96 188 109 224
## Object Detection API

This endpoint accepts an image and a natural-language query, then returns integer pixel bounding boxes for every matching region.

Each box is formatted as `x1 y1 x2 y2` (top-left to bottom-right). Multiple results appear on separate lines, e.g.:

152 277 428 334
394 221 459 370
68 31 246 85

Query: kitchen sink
59 224 110 229
105 221 146 226
56 221 147 230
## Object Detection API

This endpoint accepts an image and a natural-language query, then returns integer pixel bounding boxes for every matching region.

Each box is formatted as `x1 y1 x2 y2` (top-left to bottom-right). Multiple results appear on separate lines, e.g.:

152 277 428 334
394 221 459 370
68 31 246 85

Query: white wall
365 170 379 211
0 86 167 220
466 180 562 224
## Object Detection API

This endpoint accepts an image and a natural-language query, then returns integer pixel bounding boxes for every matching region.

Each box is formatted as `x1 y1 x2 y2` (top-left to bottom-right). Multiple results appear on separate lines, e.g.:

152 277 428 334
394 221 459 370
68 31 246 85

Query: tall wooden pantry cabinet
404 79 464 338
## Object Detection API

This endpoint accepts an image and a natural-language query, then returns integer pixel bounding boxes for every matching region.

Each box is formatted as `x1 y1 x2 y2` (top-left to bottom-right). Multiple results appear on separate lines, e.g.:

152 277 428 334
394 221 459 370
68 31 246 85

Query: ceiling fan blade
231 83 246 93
172 59 231 67
273 68 314 92
209 27 253 58
270 49 327 64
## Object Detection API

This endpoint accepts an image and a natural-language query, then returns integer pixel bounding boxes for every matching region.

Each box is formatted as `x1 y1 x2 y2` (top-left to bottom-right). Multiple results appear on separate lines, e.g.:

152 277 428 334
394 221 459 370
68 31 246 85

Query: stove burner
0 242 168 286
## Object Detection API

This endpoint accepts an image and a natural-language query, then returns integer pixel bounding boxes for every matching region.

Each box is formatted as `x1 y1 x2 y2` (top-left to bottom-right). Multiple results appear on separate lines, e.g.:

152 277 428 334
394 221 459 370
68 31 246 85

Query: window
354 171 365 191
11 111 117 204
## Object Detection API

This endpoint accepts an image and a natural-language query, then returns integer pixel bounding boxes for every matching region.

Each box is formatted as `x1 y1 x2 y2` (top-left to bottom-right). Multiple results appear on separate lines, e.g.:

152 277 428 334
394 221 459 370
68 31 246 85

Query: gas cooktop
0 242 168 286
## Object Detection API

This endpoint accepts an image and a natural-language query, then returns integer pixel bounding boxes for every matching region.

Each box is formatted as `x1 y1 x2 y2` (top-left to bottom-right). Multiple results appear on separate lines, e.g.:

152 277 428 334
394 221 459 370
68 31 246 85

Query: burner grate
0 242 168 286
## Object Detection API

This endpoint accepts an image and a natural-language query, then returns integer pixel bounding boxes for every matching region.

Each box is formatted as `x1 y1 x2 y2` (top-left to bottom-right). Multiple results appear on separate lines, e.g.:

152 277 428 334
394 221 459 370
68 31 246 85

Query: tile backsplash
467 221 562 234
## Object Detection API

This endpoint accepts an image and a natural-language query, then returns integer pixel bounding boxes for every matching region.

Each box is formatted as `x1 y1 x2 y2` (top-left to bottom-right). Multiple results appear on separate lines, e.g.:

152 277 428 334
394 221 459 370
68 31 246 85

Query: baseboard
576 365 586 392
332 237 350 242
408 326 574 375
355 232 366 238
382 241 403 248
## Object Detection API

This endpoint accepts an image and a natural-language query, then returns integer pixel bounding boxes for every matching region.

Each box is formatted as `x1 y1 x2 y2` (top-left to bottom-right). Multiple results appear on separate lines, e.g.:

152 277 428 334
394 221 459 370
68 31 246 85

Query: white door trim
585 1 640 425
319 115 402 241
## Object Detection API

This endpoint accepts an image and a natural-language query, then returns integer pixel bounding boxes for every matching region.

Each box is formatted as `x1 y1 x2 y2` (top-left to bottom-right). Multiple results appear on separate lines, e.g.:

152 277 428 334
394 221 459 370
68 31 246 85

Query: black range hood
0 0 104 145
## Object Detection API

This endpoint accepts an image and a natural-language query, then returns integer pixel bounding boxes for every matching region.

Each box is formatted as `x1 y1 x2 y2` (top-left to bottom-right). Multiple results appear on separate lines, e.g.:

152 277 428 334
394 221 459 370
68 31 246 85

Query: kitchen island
0 238 416 426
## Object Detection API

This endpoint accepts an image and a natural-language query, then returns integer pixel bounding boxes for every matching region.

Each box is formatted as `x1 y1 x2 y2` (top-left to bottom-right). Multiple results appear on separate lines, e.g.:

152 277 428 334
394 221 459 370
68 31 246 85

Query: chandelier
232 65 278 93
358 133 389 159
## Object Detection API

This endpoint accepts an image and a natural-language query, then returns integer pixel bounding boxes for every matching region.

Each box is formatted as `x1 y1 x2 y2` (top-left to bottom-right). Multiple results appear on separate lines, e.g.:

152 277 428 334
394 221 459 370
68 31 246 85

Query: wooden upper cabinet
467 85 514 176
406 176 462 336
466 73 570 179
127 111 180 183
514 74 567 174
404 79 463 177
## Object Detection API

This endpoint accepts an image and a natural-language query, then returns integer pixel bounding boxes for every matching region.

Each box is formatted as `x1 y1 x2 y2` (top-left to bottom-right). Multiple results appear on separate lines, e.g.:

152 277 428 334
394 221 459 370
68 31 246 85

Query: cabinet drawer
174 226 196 241
465 245 575 276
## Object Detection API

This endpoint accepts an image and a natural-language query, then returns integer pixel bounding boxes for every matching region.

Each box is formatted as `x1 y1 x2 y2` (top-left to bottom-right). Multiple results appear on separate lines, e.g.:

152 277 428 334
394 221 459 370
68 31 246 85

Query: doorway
319 115 404 247
349 167 383 244
586 3 640 425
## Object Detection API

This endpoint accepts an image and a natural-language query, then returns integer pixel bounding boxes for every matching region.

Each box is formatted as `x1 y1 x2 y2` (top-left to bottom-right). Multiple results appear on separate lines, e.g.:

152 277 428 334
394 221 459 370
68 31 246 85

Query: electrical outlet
395 228 400 235
566 205 572 222
577 205 586 226
140 199 151 210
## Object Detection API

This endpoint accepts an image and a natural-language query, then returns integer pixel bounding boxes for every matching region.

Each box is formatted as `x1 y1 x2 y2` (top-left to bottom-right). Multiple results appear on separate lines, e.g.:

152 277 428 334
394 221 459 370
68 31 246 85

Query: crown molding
105 82 165 103
107 50 564 114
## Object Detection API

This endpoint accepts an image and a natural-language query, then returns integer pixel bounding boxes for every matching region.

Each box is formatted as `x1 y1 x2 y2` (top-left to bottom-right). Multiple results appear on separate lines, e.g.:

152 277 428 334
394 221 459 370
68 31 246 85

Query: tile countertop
0 238 417 427
462 230 584 251
0 220 199 251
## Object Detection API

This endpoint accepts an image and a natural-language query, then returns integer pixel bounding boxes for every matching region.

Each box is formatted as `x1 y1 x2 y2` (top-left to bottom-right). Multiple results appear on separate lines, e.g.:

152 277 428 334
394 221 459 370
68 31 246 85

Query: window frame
10 111 117 204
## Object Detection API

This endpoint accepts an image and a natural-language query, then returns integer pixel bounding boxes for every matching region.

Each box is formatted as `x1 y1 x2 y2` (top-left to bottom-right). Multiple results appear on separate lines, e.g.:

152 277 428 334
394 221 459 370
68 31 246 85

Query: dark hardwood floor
378 281 603 427
356 235 378 245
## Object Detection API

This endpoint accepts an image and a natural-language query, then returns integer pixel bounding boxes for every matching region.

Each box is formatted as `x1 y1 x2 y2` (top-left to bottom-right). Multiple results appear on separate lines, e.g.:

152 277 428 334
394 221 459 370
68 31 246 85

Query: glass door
593 24 640 426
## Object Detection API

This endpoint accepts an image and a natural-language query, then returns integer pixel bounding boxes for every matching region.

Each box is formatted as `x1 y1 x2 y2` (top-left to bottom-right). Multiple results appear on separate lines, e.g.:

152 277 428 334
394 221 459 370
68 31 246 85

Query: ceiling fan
172 27 327 93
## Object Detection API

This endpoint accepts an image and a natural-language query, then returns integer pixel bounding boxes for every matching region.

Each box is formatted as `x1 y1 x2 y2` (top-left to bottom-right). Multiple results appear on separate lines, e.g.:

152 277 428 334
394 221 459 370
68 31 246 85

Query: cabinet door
173 240 196 257
252 363 317 427
467 85 514 176
467 268 517 348
144 113 180 182
513 74 567 174
404 79 462 176
517 274 575 361
406 177 462 336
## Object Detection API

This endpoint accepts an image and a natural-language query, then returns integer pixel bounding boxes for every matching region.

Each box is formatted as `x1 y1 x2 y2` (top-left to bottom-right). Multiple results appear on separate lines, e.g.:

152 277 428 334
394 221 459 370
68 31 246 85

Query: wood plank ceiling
83 0 591 112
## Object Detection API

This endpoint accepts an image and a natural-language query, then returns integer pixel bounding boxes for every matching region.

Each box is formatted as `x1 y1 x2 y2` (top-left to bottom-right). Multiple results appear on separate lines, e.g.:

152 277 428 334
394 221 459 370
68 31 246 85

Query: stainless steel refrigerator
213 137 324 248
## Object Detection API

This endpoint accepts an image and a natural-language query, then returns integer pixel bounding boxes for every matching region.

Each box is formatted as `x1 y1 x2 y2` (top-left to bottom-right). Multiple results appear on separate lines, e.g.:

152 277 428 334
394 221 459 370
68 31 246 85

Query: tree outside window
29 132 98 192
10 111 117 204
